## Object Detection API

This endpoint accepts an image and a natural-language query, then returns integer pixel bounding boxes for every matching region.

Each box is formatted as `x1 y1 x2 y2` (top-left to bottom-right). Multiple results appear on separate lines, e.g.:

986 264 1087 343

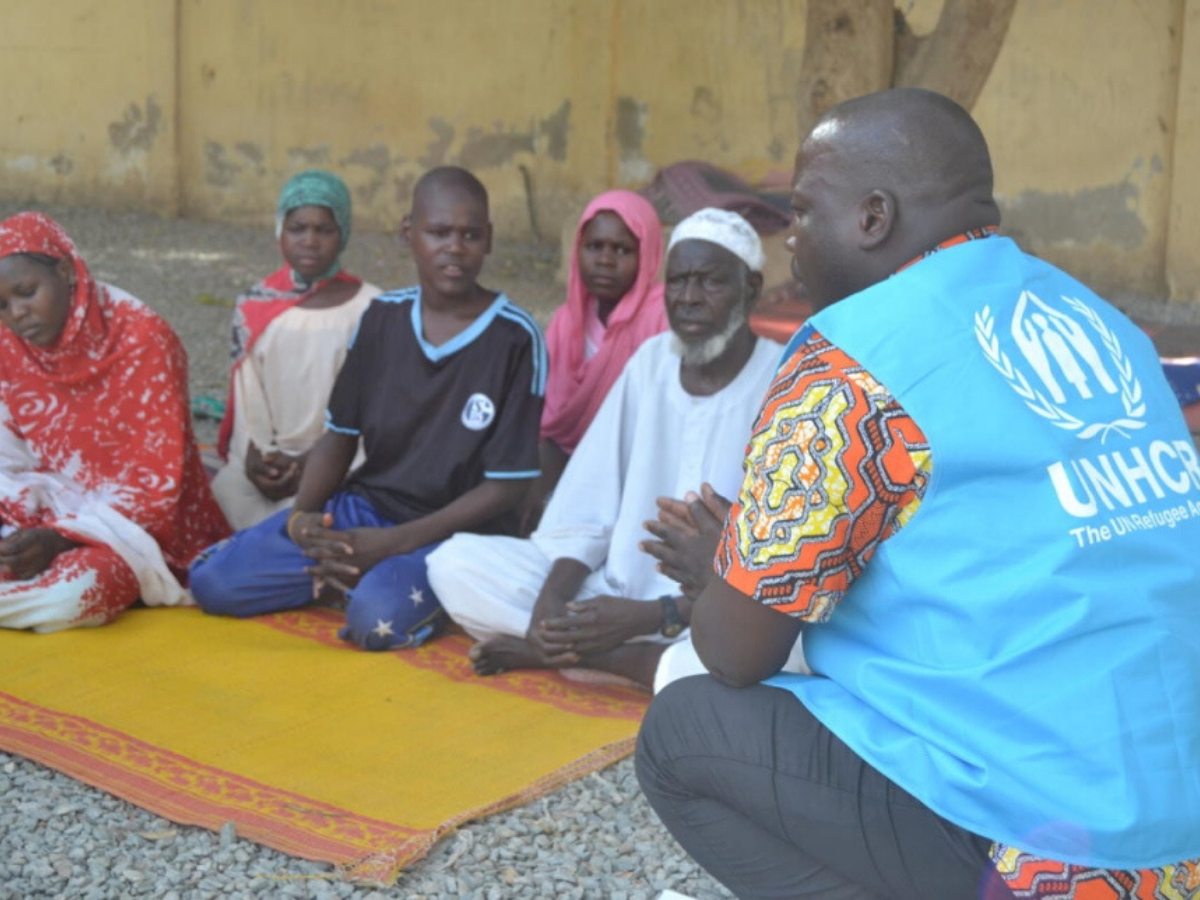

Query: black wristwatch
659 594 684 638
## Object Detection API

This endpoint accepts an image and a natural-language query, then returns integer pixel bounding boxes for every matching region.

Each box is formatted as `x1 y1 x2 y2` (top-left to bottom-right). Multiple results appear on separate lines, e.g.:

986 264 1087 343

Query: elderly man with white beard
427 208 782 690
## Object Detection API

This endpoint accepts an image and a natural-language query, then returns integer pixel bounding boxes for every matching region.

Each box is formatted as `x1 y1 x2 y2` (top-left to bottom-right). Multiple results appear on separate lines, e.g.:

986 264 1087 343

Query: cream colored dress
212 281 378 529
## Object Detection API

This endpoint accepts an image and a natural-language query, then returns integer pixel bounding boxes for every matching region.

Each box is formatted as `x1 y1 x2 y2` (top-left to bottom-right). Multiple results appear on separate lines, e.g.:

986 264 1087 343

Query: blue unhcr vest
767 236 1200 868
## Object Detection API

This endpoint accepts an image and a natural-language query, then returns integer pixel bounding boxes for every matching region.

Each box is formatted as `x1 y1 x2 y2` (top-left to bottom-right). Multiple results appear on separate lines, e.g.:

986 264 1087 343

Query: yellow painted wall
1 0 1198 301
0 0 178 213
176 0 613 237
974 0 1184 299
609 1 807 187
174 0 809 238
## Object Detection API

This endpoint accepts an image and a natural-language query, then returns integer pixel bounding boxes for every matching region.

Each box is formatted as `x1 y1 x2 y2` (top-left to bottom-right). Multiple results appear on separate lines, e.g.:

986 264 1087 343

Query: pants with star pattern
189 491 444 650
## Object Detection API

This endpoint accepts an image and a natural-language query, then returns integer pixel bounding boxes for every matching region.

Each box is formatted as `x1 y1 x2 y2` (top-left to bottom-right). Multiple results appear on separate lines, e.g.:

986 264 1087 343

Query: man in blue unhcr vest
635 88 1200 899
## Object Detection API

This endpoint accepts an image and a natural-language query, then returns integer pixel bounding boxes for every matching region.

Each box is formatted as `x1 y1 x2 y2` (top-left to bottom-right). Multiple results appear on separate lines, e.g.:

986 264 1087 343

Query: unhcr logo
1047 439 1200 518
975 291 1145 441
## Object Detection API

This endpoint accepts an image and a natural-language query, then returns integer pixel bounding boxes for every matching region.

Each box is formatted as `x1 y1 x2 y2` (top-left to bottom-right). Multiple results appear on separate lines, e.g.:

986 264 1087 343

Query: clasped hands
640 482 732 600
287 511 402 599
527 593 656 666
521 482 732 666
246 442 305 502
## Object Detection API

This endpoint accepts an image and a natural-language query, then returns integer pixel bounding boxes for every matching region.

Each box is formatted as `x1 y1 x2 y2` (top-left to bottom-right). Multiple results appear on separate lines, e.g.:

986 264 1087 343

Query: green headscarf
275 169 352 255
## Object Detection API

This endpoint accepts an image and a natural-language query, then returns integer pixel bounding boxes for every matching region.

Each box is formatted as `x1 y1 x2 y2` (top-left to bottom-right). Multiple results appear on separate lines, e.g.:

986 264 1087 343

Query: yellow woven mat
0 607 647 884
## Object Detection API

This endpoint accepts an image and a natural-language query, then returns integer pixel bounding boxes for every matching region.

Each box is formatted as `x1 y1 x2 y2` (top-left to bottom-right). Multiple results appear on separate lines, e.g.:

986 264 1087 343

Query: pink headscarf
541 190 667 453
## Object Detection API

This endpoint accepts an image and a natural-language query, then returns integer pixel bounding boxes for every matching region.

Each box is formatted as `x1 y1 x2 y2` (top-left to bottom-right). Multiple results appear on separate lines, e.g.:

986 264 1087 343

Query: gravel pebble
0 739 734 898
0 204 731 899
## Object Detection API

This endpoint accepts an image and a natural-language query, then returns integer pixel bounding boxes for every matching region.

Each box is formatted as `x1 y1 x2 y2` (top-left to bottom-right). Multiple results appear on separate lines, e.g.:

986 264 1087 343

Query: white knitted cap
666 207 765 272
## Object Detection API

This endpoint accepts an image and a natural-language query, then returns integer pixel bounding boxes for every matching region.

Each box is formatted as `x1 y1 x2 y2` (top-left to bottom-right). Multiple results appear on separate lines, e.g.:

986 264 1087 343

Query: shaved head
788 88 1001 310
411 166 489 216
809 88 996 215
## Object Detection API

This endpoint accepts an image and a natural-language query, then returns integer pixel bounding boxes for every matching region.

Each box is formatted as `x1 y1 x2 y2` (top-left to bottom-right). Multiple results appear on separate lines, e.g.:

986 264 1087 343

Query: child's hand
245 443 302 501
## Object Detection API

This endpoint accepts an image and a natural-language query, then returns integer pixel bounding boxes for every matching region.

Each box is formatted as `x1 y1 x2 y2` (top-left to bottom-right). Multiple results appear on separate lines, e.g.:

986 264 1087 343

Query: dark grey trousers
636 676 1009 900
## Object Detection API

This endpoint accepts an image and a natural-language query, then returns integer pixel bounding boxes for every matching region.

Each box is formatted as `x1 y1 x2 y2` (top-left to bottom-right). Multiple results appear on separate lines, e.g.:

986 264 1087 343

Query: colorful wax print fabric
715 328 930 621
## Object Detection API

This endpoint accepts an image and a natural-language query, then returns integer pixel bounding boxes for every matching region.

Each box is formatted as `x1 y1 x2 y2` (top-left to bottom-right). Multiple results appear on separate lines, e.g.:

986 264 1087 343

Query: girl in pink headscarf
531 191 667 522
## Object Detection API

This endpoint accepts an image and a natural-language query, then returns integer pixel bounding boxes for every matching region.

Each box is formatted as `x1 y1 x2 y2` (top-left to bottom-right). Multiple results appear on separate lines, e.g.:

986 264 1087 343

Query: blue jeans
190 491 444 651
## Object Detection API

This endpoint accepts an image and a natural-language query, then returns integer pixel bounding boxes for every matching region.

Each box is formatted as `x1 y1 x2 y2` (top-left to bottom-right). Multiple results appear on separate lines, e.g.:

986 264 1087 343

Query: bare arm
287 431 359 558
536 439 569 497
519 556 591 663
692 577 803 688
529 557 590 630
292 431 358 513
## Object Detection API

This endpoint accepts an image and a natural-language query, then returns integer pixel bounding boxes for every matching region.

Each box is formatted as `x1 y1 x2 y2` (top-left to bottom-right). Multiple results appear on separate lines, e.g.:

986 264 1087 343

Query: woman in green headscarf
212 169 380 529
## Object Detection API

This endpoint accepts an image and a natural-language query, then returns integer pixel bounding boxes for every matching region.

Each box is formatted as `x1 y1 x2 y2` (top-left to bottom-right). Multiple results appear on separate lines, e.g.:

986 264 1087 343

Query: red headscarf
541 190 668 453
0 211 229 574
0 212 137 387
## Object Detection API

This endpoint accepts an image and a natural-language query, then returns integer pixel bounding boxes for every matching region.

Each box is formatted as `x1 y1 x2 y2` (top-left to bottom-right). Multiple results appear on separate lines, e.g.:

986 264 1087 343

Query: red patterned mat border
0 690 636 885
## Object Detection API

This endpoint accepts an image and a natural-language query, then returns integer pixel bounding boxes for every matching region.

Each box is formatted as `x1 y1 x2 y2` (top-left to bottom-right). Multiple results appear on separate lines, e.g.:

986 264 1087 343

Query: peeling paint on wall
1001 182 1148 249
235 141 265 170
204 142 239 188
419 103 571 171
341 145 391 178
458 128 535 169
108 97 162 153
287 145 331 167
48 154 73 176
392 172 417 209
690 87 720 124
340 144 398 205
540 101 571 162
420 120 456 169
616 97 653 183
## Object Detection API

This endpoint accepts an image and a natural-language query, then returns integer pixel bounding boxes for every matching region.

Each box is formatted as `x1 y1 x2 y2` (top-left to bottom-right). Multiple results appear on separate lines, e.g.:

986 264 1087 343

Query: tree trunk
893 0 1018 112
796 0 895 140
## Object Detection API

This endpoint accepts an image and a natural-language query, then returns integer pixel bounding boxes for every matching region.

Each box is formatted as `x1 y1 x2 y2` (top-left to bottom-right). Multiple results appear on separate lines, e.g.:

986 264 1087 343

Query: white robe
212 281 377 529
428 332 806 689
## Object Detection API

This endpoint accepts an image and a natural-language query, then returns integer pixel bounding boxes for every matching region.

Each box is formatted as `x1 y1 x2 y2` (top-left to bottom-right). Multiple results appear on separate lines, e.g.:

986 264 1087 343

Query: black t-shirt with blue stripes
326 287 546 532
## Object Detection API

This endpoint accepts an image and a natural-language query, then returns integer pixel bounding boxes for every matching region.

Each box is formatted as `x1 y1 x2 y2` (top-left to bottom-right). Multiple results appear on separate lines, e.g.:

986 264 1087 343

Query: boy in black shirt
191 167 546 650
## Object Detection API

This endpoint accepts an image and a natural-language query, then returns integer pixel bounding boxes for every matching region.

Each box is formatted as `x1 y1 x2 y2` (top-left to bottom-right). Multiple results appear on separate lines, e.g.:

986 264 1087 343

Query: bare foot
469 635 564 676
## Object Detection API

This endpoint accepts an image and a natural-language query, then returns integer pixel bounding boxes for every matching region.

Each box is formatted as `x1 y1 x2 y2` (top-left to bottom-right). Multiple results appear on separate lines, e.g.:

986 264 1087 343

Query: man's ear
399 214 412 247
858 189 895 250
483 221 494 255
744 270 764 310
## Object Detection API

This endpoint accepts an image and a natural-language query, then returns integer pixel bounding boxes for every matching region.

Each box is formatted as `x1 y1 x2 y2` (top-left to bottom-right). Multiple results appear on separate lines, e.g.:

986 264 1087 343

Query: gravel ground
0 203 731 900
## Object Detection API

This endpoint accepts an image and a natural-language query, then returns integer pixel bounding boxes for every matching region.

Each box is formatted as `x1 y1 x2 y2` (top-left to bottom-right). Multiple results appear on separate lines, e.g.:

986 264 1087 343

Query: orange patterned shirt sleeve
716 329 931 621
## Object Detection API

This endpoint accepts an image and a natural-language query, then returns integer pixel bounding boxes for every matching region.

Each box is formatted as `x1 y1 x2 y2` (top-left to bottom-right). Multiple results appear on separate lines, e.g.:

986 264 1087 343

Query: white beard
670 303 748 366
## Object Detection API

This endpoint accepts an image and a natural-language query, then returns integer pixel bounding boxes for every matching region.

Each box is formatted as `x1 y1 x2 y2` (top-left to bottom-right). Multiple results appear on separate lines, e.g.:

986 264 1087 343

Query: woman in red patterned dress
0 211 229 632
